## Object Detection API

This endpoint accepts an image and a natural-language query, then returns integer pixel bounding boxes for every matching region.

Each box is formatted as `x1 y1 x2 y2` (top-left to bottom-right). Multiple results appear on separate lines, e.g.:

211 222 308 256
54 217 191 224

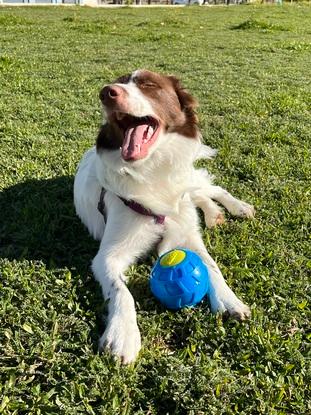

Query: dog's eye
139 81 158 89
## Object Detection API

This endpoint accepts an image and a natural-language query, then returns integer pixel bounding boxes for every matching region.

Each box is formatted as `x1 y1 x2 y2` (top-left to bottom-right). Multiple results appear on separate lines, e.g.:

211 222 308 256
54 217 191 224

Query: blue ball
150 248 209 310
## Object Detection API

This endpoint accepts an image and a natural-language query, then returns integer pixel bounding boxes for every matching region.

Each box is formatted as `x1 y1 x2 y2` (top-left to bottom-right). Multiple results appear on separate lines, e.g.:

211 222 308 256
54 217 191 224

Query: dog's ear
168 76 198 113
168 76 199 138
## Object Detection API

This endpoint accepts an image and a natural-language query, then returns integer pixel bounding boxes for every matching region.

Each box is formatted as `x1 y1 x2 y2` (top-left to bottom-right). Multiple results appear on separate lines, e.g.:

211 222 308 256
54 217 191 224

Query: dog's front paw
99 315 141 364
209 290 251 321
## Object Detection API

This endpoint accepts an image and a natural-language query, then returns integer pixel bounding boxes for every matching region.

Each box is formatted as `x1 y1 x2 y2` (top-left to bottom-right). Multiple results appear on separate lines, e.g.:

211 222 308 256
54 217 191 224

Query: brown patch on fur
115 73 131 84
134 70 199 138
96 122 123 151
167 75 198 138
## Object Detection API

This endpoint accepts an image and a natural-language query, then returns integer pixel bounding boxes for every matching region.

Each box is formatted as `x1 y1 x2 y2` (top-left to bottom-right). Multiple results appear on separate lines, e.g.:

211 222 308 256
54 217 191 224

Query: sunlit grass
0 4 310 414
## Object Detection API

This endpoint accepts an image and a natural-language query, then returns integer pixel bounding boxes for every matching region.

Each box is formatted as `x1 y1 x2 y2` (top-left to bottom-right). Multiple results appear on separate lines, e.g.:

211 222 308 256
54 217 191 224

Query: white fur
74 148 105 241
114 80 156 119
74 77 255 364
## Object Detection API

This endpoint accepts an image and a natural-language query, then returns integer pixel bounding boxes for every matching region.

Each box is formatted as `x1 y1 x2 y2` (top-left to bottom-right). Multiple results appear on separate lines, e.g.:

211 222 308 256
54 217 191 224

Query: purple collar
98 188 165 225
119 197 165 225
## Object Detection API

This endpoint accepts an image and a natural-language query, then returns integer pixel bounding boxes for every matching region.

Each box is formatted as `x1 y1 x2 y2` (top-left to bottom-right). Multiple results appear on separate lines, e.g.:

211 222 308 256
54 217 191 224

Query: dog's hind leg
191 191 225 228
183 232 251 320
206 184 255 219
192 169 255 221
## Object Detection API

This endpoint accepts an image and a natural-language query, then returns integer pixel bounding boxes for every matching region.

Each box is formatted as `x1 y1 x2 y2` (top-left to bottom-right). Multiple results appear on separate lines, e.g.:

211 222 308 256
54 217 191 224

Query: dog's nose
100 85 124 103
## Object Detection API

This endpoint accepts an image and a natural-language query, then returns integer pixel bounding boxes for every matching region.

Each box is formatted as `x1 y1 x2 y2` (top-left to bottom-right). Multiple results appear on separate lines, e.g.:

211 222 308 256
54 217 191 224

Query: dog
74 69 255 364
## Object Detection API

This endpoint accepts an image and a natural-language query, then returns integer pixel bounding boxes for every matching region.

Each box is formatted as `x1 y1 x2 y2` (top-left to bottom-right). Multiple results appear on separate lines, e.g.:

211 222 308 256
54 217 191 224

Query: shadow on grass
0 176 105 347
0 176 96 267
230 19 289 32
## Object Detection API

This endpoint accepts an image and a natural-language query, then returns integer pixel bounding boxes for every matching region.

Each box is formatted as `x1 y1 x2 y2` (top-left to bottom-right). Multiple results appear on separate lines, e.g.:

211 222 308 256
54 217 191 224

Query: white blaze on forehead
114 70 156 118
131 69 141 80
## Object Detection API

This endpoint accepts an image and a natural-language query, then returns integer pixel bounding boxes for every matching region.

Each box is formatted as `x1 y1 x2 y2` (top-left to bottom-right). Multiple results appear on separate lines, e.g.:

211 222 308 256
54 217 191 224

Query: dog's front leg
92 193 162 364
92 246 141 364
205 184 255 219
160 226 250 320
191 169 255 226
186 236 251 320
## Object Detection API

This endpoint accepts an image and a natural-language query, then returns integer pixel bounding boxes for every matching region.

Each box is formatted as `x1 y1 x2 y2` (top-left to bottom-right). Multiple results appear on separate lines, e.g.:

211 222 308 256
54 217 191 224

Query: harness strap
97 188 165 225
119 196 165 225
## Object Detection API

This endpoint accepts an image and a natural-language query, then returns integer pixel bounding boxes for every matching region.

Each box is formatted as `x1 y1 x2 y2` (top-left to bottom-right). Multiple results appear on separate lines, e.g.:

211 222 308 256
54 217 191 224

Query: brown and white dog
74 70 254 364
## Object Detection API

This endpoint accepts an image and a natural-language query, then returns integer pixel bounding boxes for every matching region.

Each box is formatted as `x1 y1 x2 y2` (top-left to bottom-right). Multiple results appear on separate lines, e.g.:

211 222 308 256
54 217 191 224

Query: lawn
0 3 310 414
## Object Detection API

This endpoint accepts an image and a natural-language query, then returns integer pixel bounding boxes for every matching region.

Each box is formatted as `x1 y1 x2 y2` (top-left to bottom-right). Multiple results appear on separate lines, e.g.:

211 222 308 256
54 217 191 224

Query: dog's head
96 70 199 162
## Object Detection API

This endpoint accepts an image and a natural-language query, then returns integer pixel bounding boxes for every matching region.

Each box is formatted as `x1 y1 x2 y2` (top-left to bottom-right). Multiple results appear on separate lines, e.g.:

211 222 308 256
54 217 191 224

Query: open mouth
113 113 160 161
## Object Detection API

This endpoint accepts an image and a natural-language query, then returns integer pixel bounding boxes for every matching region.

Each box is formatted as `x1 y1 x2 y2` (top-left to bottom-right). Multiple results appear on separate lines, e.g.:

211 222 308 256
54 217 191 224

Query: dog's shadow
0 176 110 346
0 177 95 268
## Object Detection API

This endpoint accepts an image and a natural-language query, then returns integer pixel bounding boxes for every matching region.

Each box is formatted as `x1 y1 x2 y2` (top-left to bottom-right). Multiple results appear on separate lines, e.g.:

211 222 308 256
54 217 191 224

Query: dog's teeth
147 126 154 140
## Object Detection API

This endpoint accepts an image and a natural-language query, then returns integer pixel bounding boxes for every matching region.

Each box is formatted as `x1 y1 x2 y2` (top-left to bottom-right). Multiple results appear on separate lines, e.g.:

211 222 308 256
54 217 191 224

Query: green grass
0 4 310 414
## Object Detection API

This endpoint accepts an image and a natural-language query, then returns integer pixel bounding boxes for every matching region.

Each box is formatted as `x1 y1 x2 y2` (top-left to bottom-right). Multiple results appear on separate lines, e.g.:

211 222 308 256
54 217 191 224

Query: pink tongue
122 124 149 160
